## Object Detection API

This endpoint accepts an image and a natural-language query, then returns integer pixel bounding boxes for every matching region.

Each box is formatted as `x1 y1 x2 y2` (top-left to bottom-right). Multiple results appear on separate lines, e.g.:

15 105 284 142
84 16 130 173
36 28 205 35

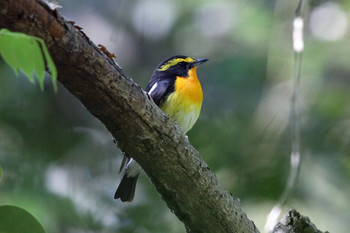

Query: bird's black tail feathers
114 174 139 202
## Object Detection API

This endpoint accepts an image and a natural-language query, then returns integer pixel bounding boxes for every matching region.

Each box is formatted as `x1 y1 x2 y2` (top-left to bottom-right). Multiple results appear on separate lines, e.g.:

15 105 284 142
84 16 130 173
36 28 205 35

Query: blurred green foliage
1 0 350 233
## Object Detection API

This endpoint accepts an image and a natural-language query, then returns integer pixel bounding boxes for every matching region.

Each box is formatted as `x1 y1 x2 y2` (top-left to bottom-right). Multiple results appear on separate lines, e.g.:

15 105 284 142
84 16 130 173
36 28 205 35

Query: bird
114 55 208 202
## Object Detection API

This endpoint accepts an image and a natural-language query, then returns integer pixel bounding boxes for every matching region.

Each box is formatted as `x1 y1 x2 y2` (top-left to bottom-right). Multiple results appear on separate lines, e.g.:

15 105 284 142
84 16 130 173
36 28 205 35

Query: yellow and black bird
114 55 208 202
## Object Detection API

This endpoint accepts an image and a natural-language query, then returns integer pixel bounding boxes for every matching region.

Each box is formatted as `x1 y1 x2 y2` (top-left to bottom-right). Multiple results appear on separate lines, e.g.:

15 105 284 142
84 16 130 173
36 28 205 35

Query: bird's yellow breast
159 67 203 133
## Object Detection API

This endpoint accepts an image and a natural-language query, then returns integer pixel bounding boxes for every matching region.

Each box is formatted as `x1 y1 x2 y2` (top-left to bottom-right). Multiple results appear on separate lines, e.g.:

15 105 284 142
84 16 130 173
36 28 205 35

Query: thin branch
264 1 304 232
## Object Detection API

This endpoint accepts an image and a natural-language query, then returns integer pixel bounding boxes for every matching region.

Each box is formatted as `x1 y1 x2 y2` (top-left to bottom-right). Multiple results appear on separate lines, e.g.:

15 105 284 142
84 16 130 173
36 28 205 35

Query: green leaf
0 29 20 75
37 38 57 91
13 35 39 84
0 29 57 91
0 205 46 233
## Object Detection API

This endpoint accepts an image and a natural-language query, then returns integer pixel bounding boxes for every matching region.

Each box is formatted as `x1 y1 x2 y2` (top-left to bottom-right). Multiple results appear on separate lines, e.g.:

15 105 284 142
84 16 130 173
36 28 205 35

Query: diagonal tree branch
0 0 259 232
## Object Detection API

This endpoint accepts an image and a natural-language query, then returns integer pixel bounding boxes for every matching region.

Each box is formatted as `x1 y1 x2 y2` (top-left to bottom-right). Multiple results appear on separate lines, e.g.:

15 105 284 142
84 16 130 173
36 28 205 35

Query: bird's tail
114 173 139 202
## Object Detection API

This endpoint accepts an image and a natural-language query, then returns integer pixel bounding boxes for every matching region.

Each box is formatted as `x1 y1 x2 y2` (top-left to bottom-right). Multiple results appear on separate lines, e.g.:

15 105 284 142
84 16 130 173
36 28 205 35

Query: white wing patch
148 82 158 95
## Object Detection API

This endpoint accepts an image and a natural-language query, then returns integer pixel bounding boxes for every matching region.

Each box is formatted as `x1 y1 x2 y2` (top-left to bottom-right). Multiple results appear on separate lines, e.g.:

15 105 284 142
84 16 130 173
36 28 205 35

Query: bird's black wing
145 76 175 106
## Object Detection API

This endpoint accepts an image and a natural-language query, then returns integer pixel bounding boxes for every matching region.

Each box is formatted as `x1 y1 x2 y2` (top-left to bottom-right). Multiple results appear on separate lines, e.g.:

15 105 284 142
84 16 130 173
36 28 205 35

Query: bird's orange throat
175 67 203 104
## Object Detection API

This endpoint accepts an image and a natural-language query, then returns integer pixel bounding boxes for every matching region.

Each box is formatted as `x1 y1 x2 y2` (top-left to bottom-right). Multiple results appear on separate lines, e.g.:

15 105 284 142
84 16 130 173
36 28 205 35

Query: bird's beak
193 58 208 67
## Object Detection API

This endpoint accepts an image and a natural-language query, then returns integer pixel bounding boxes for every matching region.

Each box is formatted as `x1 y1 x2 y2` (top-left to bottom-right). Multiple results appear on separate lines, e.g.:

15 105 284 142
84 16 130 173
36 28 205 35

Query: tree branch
0 0 259 232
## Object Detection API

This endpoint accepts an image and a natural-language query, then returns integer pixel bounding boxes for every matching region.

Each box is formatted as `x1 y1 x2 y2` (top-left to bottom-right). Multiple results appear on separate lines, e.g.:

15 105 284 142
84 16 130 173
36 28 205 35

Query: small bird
114 55 208 202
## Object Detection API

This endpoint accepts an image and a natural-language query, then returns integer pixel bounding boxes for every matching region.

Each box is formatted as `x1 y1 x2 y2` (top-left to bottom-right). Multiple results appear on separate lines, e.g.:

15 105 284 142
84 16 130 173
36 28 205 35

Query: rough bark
0 0 259 232
272 209 329 233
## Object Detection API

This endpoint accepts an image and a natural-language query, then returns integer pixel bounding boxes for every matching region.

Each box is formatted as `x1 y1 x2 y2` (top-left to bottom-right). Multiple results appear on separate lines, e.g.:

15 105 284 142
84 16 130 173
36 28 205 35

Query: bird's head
154 55 208 77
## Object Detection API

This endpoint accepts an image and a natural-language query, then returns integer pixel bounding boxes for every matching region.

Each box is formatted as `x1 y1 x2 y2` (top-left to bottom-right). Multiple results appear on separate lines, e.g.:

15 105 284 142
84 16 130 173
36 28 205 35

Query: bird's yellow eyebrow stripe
157 57 195 71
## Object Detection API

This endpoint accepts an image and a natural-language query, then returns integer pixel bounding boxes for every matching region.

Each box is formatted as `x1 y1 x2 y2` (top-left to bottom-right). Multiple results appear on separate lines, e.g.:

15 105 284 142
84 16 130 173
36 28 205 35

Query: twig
264 1 304 232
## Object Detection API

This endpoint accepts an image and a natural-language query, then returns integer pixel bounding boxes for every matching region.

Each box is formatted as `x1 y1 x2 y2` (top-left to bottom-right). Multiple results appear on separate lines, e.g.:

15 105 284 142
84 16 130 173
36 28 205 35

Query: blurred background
1 0 350 232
